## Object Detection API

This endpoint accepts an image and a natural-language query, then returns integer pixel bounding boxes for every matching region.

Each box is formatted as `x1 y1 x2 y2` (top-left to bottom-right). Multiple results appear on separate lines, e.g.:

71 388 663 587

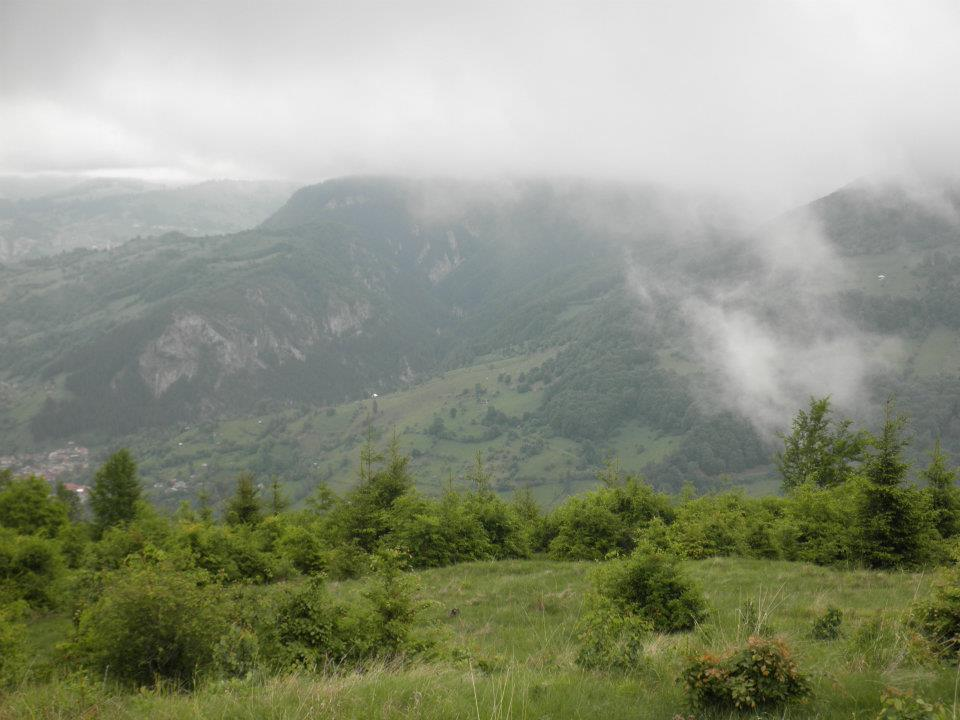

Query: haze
3 0 960 216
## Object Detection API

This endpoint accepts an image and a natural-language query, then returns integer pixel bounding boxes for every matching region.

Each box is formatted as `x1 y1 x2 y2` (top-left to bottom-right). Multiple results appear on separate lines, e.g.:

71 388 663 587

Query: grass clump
682 636 811 711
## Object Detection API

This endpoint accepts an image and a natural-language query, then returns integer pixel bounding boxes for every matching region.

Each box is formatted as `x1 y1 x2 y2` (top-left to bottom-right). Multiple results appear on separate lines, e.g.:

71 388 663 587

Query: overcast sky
2 0 959 214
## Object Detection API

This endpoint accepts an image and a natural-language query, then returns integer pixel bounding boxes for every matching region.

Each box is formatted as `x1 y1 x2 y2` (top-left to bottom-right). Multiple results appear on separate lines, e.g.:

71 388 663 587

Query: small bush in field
812 606 844 640
594 543 707 632
275 552 428 667
910 566 960 659
213 624 260 679
876 688 950 720
576 596 651 671
362 550 431 655
75 562 228 688
682 637 811 711
0 604 25 687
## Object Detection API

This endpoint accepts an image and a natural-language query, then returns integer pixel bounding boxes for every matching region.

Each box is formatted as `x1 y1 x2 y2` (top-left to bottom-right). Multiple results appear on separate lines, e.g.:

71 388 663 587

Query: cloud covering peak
2 0 959 215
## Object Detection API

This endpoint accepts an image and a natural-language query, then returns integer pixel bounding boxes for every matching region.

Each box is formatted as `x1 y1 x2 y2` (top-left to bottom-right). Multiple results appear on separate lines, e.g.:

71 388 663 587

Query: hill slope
1 175 959 502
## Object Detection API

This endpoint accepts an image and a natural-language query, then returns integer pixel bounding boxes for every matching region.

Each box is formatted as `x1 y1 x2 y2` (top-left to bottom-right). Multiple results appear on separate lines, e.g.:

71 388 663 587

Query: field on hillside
126 350 693 510
9 557 957 720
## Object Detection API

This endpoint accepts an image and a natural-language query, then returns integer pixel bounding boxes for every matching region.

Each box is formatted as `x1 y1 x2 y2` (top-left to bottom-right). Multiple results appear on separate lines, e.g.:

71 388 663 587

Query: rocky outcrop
138 314 264 397
138 297 373 398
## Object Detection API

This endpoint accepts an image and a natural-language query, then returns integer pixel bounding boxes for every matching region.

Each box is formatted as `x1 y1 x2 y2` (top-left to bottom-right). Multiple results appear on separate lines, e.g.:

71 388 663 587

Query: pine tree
269 476 289 515
857 402 932 568
90 449 141 533
225 472 263 526
196 487 213 523
467 450 493 497
921 439 960 539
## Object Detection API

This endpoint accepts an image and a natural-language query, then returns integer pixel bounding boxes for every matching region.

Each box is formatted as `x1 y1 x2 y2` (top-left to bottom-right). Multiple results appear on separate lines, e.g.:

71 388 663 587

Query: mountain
1 175 959 506
0 177 298 261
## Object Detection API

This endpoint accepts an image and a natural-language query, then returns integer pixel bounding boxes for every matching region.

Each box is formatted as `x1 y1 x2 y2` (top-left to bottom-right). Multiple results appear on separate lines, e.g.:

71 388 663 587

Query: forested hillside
1 176 959 504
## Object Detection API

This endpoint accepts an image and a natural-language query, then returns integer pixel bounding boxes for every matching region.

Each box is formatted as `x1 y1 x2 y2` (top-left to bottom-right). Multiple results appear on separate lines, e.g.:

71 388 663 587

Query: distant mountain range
1 175 958 506
0 176 298 261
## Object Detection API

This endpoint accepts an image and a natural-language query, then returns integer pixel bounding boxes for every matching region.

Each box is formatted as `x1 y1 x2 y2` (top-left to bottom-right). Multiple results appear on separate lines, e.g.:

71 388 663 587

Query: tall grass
4 557 958 719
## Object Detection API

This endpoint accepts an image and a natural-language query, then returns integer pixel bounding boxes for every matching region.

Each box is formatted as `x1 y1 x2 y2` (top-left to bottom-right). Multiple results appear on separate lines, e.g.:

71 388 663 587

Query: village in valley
0 443 91 495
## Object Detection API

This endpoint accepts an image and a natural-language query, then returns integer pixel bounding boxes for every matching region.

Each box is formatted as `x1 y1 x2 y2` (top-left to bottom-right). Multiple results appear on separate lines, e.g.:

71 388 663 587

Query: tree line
0 395 958 691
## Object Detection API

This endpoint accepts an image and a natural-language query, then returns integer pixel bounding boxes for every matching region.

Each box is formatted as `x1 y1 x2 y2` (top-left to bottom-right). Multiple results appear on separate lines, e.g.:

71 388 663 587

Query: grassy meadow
6 557 957 719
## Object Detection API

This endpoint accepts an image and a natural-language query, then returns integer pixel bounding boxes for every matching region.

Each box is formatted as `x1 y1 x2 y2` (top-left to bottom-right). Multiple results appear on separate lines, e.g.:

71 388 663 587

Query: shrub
213 624 261 679
276 523 328 575
275 554 428 667
89 511 173 570
576 596 651 671
74 562 228 688
362 550 431 656
387 493 492 568
275 576 377 667
462 491 529 560
593 544 707 632
0 475 68 537
776 481 859 565
812 606 844 640
325 542 370 580
0 604 25 687
682 637 811 711
179 523 280 584
877 688 950 720
546 477 672 560
0 530 63 609
910 565 960 659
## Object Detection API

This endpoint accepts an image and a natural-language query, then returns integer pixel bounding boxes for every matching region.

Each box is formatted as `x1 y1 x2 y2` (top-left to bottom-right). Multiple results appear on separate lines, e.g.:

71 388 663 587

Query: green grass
5 557 957 719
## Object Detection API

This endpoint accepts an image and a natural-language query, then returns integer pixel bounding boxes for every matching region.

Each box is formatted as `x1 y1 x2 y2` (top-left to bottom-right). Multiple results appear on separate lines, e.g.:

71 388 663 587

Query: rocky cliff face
137 293 376 399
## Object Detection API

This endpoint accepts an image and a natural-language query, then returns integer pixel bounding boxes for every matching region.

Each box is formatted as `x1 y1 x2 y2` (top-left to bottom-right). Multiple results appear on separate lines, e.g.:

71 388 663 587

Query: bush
575 596 651 671
682 637 811 711
362 550 431 656
546 477 672 560
178 523 281 584
812 606 844 640
276 523 328 575
0 530 63 609
275 553 428 667
593 544 707 632
89 511 173 570
776 481 859 565
0 475 68 537
74 562 228 688
275 576 360 666
213 624 261 679
0 604 25 687
910 565 960 659
387 493 492 568
877 688 950 720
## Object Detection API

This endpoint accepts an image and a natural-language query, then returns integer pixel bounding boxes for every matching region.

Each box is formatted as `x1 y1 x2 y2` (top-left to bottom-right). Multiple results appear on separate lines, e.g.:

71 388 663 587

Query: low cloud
627 206 903 437
3 1 960 216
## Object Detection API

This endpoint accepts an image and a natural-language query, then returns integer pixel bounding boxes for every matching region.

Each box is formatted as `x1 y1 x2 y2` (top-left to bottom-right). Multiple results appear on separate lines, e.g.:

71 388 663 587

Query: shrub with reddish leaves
682 636 811 711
